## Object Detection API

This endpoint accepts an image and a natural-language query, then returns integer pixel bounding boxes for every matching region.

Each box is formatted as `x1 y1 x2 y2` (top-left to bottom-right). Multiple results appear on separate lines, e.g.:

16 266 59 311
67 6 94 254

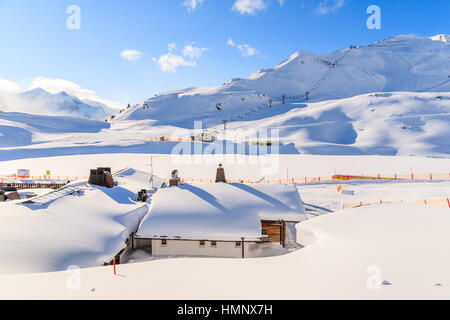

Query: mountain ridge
0 88 116 120
114 34 450 128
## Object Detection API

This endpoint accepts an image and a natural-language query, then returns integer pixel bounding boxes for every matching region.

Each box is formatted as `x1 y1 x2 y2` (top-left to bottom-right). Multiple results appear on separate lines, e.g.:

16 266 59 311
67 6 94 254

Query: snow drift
2 203 450 299
0 111 109 148
0 169 150 274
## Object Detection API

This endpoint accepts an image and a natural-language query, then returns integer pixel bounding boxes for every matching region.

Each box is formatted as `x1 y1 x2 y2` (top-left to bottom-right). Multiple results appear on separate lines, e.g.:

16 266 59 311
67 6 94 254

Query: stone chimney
169 170 180 187
215 164 226 183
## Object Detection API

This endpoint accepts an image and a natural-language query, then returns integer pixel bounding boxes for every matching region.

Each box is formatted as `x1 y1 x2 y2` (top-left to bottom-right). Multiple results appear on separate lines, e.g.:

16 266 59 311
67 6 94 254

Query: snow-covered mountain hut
134 183 306 258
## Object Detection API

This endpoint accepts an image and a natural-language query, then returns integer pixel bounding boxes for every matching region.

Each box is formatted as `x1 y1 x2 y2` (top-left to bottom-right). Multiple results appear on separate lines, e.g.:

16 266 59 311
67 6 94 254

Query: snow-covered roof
136 183 306 241
114 168 165 190
0 168 151 274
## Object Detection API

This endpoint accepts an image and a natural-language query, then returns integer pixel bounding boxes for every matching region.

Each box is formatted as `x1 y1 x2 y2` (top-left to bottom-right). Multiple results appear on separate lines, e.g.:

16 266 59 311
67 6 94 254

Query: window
235 241 242 248
262 229 268 236
199 240 206 247
211 241 217 247
161 239 167 246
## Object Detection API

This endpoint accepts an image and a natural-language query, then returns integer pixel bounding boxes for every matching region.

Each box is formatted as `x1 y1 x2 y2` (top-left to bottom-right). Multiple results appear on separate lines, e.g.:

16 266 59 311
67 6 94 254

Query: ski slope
226 91 450 157
115 35 450 128
0 91 448 160
0 35 449 160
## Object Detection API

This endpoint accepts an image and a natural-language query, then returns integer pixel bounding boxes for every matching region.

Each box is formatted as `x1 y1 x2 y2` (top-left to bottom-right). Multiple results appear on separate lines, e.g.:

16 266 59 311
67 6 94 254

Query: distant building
197 131 218 143
134 183 306 258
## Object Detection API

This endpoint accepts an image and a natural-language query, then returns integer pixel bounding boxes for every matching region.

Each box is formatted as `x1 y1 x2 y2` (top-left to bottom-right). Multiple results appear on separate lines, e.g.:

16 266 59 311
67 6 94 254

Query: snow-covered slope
115 34 450 128
2 91 446 159
2 202 450 299
0 35 448 159
226 91 450 157
0 88 116 120
0 111 109 148
431 34 450 45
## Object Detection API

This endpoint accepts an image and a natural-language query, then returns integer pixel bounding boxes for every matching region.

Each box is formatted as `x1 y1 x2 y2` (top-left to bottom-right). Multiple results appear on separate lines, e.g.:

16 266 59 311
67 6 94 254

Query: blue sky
0 0 448 108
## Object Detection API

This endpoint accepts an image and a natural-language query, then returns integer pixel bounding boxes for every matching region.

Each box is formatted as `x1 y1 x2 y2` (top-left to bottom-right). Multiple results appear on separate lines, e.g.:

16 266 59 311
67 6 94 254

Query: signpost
17 169 30 178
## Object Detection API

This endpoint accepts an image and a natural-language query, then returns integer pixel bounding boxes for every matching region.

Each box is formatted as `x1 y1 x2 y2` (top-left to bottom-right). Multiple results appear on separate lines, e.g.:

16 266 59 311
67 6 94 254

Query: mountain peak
2 87 114 120
56 91 71 97
114 34 450 127
25 87 50 95
430 34 450 44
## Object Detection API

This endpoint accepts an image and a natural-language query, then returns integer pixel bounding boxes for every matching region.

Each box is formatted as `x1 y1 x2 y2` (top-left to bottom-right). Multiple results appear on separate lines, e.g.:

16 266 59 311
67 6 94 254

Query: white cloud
153 53 196 73
154 42 208 73
227 38 259 57
232 0 267 15
183 0 282 14
182 0 205 11
183 44 209 59
315 0 347 15
28 77 122 109
120 49 143 61
168 42 177 52
0 77 21 93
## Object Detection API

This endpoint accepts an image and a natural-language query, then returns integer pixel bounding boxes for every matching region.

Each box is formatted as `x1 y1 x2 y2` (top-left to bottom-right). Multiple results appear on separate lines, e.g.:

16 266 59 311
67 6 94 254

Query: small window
161 239 167 246
199 240 206 247
235 241 242 248
211 241 217 247
262 229 268 236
